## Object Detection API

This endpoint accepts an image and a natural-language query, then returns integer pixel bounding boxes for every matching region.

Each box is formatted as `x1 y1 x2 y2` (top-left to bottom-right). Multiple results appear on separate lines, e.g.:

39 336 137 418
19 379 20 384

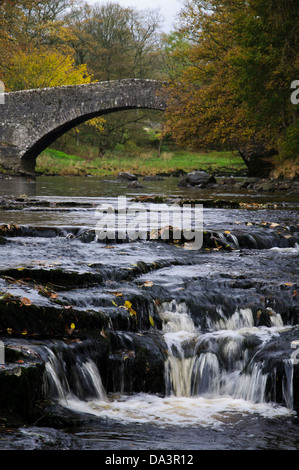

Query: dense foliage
163 0 299 173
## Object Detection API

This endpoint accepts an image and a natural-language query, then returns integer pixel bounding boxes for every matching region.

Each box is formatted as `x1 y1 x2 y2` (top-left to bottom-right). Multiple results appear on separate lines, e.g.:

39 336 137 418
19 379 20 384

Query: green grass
36 148 247 177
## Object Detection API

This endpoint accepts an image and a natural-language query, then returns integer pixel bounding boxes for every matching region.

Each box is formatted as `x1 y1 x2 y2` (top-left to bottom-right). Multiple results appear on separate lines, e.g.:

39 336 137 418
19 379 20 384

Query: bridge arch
0 79 166 174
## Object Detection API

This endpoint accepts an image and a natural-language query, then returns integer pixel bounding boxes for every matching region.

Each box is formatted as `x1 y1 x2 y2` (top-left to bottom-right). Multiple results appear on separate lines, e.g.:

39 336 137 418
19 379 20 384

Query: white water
44 300 295 427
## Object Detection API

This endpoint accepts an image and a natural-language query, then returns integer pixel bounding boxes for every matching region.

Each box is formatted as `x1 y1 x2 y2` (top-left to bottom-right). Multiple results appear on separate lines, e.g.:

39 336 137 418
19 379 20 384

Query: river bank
34 148 247 178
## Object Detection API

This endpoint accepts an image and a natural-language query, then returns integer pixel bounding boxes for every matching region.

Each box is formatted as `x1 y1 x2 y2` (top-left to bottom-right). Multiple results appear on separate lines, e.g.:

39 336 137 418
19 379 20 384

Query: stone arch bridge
0 79 166 174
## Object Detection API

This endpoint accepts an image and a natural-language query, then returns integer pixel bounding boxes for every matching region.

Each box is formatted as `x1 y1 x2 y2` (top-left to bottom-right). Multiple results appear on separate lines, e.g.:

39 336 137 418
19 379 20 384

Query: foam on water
60 393 294 428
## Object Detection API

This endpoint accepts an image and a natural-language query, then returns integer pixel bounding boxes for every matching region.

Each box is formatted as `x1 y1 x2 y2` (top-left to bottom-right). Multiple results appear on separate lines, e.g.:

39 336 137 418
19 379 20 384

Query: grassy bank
36 148 247 177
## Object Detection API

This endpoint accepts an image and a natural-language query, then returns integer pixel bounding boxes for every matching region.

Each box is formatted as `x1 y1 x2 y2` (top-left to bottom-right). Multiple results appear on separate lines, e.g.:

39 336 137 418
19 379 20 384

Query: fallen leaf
142 281 154 287
149 315 155 327
20 297 32 306
65 323 75 335
108 291 123 297
124 300 137 317
129 308 137 317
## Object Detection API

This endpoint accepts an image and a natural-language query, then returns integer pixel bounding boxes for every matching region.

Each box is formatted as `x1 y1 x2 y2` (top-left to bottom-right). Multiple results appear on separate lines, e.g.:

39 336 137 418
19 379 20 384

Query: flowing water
0 174 299 450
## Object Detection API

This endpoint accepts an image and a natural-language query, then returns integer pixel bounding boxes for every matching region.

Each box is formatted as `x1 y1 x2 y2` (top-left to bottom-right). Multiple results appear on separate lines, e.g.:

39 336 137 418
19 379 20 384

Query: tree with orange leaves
163 0 299 176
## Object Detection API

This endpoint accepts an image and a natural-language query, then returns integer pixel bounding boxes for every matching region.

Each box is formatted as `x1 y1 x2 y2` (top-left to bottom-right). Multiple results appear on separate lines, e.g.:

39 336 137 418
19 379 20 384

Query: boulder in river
117 172 137 181
178 171 216 188
127 180 144 189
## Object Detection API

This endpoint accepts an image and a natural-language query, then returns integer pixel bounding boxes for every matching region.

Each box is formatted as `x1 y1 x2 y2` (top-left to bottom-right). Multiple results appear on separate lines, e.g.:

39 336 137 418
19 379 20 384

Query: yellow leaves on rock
6 327 27 336
111 299 137 317
65 322 76 336
124 301 137 317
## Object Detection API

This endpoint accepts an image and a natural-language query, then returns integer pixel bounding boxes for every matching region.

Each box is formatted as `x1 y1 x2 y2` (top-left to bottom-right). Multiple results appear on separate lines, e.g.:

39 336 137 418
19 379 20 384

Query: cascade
157 300 294 408
43 343 107 403
159 301 198 397
41 299 294 415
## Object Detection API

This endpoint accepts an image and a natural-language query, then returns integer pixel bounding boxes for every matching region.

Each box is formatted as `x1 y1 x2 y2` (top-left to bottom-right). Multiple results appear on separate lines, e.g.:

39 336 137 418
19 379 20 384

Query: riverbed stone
0 363 45 422
178 171 217 188
117 171 138 181
127 180 144 188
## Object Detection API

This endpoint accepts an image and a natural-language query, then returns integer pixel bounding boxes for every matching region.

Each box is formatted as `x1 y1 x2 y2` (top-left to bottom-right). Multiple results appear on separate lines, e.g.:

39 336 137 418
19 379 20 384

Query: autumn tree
3 49 93 90
65 2 163 81
59 1 165 153
163 0 299 176
0 0 91 90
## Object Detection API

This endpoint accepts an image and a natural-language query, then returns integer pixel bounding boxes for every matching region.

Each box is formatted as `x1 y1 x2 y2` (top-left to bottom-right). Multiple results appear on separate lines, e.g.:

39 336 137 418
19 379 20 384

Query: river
0 174 299 451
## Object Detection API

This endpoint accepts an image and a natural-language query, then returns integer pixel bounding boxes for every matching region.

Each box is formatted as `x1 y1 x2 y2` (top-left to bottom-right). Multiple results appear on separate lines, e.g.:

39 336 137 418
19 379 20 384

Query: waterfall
81 360 107 400
41 300 294 415
45 348 70 401
282 360 294 409
159 301 198 397
43 343 107 403
227 363 269 403
191 352 220 396
158 300 294 408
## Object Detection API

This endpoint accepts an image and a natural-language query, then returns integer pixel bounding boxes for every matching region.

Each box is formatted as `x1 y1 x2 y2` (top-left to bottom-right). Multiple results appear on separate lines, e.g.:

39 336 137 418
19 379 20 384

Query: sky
87 0 183 32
